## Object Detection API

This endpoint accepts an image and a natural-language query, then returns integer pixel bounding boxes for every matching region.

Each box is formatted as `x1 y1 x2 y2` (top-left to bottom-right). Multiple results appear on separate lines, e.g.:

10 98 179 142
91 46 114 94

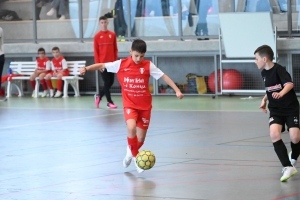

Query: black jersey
261 63 299 116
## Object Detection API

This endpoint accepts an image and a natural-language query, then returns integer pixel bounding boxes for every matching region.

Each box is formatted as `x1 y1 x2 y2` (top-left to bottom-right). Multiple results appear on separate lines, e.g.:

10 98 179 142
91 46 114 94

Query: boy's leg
100 70 116 108
126 119 138 156
94 70 105 108
136 127 146 150
271 124 292 166
0 54 6 101
54 72 66 97
45 74 54 97
30 73 37 97
288 116 300 165
136 109 151 150
39 73 47 89
123 119 137 168
106 72 117 108
39 73 48 97
271 123 297 181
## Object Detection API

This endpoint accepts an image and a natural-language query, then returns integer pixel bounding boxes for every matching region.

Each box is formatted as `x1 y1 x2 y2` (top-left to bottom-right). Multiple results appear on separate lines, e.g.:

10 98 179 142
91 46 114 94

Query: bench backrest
9 61 86 76
9 62 36 76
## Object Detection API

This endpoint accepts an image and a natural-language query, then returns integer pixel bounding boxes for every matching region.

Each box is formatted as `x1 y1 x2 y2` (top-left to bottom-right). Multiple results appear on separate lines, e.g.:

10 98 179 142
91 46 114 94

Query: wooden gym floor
0 95 299 200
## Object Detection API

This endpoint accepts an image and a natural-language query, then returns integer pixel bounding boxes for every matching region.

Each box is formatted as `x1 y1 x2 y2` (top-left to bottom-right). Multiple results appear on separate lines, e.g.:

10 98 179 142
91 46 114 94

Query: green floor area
0 95 266 112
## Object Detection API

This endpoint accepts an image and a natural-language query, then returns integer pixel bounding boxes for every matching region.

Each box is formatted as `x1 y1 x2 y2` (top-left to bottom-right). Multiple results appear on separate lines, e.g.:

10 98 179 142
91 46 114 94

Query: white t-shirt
0 27 3 56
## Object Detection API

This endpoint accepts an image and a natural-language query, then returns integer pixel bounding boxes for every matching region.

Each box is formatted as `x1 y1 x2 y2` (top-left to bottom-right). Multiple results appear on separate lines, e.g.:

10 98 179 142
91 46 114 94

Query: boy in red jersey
45 47 69 98
93 16 118 109
30 48 51 98
80 39 184 173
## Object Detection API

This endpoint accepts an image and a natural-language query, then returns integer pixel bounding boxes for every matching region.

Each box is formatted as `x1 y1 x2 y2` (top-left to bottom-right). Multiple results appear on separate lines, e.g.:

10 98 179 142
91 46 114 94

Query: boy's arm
260 94 268 113
79 63 106 75
272 83 293 99
160 74 184 99
61 59 68 72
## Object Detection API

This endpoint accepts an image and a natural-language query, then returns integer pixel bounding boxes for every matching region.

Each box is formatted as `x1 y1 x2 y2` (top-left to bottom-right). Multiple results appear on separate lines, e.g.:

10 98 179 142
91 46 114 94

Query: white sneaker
280 166 298 182
122 146 133 168
41 90 48 98
54 90 62 98
49 89 54 98
133 157 144 173
32 90 35 98
59 15 66 20
47 8 55 16
289 151 297 167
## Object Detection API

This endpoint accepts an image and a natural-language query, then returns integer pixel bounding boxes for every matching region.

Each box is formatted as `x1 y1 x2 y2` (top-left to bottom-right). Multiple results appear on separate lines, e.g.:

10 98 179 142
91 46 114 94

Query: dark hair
254 45 274 61
37 47 45 53
131 39 147 53
99 16 107 21
52 46 60 51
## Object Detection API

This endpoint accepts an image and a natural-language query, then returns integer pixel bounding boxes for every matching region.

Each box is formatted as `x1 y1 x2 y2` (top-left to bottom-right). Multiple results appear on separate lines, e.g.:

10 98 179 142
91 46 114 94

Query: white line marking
0 112 123 130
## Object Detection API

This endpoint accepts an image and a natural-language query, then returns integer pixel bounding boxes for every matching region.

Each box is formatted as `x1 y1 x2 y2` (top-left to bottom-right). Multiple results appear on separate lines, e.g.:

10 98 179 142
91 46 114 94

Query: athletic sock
137 140 144 150
57 79 63 92
46 80 53 89
273 139 293 167
127 136 138 157
291 141 300 160
40 79 47 90
30 80 35 89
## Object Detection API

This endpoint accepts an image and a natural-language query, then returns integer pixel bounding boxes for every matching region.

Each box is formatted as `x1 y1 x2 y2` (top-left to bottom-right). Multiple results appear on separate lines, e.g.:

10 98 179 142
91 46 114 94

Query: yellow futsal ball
136 150 156 170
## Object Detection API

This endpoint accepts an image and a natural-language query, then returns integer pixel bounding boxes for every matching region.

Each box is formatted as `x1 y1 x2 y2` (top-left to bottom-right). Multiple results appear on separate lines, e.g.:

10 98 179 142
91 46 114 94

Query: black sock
273 139 292 167
291 141 300 160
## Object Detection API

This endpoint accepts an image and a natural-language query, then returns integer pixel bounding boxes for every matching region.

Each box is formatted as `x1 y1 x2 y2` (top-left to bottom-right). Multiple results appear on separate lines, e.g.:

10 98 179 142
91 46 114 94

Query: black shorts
269 115 300 132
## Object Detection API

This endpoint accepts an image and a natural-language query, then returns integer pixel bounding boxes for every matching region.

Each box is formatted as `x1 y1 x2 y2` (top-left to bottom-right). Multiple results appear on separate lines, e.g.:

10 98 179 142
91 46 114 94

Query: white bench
6 61 86 98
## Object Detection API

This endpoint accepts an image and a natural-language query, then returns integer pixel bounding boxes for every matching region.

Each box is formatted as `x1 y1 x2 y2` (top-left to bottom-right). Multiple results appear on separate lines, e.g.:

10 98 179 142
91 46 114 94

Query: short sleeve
62 59 68 70
277 65 293 86
51 61 55 70
150 62 164 80
45 60 51 70
105 59 121 73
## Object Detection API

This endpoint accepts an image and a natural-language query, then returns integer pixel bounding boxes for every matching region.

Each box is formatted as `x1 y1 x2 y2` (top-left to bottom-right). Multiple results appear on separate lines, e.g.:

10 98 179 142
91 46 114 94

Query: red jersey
51 56 68 71
36 57 51 70
93 30 118 63
105 56 164 110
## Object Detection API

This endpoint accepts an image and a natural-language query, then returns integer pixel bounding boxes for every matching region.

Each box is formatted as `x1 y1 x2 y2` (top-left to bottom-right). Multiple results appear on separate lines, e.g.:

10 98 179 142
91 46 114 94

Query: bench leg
74 80 80 97
63 80 69 98
15 80 24 97
6 81 12 98
69 79 80 97
34 78 40 98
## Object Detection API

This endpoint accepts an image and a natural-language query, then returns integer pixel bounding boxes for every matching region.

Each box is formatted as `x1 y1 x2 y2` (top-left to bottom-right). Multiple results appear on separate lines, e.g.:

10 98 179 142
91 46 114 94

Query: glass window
181 0 220 38
81 0 115 39
125 0 179 37
0 0 33 41
37 0 78 40
293 0 300 33
245 0 272 12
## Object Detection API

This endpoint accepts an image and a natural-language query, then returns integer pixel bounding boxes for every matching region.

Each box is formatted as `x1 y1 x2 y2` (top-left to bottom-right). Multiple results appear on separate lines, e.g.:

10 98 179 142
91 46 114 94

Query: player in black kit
254 45 300 182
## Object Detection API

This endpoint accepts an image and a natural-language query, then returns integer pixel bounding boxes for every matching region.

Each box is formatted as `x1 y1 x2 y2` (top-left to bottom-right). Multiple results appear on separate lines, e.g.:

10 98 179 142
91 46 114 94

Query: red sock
40 79 47 90
30 80 35 89
137 141 144 150
46 80 53 89
57 79 63 92
127 136 138 157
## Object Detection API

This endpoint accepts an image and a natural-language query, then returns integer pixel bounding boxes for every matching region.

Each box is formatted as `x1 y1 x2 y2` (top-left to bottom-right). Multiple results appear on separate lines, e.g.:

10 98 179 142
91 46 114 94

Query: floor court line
0 106 263 112
0 112 123 130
